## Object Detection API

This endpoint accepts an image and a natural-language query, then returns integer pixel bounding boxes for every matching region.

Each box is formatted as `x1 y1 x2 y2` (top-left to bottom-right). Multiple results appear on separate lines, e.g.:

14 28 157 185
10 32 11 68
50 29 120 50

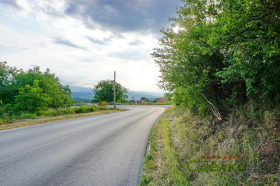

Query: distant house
157 97 168 103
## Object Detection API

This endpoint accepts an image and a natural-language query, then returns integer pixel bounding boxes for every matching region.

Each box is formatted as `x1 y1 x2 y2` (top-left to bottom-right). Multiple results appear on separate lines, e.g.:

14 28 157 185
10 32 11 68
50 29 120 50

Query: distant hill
126 91 164 100
69 86 164 103
70 86 93 93
70 86 93 103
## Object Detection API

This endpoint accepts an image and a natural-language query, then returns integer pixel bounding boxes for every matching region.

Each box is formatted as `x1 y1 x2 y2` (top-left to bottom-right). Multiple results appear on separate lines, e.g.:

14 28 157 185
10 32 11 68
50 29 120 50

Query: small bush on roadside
18 113 37 119
1 104 113 124
74 106 86 113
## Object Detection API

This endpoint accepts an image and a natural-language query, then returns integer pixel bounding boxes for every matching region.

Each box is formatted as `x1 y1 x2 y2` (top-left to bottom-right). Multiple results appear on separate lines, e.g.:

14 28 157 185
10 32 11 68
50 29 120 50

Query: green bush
153 0 280 112
1 104 112 122
18 113 37 119
74 106 86 113
38 105 110 116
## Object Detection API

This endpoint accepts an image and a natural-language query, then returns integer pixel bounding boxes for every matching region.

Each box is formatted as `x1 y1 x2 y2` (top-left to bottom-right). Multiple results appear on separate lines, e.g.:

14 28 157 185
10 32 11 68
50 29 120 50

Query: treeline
154 0 280 114
142 1 280 185
0 62 74 121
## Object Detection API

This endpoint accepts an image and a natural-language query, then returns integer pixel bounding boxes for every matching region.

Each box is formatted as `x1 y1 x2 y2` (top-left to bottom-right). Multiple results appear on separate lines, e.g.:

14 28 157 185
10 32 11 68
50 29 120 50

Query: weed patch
0 105 123 130
141 106 280 185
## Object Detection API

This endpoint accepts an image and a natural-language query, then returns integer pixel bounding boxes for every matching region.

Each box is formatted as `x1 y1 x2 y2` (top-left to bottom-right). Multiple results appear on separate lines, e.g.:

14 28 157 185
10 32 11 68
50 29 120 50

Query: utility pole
114 71 116 109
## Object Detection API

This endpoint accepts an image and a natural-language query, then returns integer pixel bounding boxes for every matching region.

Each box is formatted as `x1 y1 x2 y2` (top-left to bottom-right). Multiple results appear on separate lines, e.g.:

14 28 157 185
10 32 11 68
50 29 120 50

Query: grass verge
0 108 124 131
141 106 279 185
140 106 188 185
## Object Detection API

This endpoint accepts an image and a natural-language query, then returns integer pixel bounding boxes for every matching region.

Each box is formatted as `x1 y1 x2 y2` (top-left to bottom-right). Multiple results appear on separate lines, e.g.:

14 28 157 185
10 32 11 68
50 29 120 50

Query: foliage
38 105 111 116
141 97 150 102
144 1 280 184
164 93 172 101
141 106 279 185
92 80 128 103
0 106 118 131
0 62 21 104
0 62 74 108
0 100 8 124
15 80 48 113
0 62 74 121
153 0 280 112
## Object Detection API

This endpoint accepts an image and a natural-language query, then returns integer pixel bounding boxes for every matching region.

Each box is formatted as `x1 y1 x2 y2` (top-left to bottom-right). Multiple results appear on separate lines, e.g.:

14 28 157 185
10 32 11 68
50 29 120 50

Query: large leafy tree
0 62 21 104
12 67 73 108
0 62 74 111
153 0 280 112
15 80 49 112
93 80 128 103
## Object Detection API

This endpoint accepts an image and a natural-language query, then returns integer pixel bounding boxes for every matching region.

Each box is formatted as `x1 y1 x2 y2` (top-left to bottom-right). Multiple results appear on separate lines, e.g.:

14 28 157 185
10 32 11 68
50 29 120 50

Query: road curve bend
0 105 167 186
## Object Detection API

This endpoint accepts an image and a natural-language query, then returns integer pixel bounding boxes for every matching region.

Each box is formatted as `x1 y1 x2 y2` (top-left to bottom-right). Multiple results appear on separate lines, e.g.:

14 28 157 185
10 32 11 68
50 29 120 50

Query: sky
0 0 181 92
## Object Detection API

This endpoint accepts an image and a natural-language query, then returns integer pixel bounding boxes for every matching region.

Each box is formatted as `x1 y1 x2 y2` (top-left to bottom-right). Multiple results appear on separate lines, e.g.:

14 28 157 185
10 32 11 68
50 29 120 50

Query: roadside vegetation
141 106 279 185
0 103 119 130
92 79 128 104
0 62 121 127
0 108 119 131
142 0 279 185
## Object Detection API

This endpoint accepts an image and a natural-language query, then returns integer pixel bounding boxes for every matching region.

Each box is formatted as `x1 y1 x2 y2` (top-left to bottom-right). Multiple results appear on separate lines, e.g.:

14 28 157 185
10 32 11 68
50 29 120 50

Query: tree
0 61 21 104
13 67 74 108
93 80 128 103
15 80 49 112
153 0 280 112
141 97 150 102
164 93 172 101
0 62 74 108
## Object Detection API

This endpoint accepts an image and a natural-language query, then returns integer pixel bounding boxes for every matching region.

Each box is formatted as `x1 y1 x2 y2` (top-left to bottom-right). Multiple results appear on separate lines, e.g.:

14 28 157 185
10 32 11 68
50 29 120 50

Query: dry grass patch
141 106 280 185
0 110 123 131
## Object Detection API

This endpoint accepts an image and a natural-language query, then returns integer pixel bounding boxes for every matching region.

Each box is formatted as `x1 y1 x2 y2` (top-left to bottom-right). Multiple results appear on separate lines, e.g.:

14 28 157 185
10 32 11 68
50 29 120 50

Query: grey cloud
0 0 63 16
64 0 181 33
87 36 113 45
39 7 64 17
53 37 87 50
129 40 144 46
0 0 21 9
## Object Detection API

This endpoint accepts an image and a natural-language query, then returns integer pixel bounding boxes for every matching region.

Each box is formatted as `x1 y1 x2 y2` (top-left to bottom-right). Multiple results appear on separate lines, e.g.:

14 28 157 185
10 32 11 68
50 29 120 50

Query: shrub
18 113 37 119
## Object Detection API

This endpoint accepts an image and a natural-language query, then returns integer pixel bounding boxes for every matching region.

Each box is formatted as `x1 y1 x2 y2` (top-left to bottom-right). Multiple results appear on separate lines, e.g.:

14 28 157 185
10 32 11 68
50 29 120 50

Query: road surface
0 105 167 186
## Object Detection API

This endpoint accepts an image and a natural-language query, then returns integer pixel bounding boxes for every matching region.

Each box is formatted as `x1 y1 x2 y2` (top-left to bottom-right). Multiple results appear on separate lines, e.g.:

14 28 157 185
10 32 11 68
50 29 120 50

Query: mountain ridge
69 86 164 102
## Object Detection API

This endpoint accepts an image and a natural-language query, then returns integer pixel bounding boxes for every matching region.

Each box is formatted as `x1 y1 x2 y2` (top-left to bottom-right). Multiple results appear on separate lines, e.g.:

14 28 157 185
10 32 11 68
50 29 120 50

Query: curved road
0 105 167 186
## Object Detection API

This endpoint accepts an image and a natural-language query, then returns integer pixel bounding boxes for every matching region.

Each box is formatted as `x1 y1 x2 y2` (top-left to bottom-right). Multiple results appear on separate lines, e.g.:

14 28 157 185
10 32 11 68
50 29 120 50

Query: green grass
141 106 280 185
37 105 110 116
0 105 125 130
140 107 188 186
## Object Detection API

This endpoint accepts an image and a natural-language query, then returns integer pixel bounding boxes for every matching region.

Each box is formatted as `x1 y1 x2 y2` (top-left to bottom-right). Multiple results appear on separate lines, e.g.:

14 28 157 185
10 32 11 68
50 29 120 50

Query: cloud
9 44 29 50
87 36 112 45
35 1 67 17
129 40 144 46
53 37 87 50
0 0 182 92
1 0 181 35
109 49 150 61
64 0 180 33
0 0 21 9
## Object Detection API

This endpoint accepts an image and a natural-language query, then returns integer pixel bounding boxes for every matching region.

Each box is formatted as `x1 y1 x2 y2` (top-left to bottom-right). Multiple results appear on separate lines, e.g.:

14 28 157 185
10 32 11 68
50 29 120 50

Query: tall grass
141 106 279 185
37 105 110 117
0 105 112 124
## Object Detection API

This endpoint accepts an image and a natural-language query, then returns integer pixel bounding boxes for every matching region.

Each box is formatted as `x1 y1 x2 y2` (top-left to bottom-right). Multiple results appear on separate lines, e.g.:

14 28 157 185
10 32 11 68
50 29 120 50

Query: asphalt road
0 105 167 186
